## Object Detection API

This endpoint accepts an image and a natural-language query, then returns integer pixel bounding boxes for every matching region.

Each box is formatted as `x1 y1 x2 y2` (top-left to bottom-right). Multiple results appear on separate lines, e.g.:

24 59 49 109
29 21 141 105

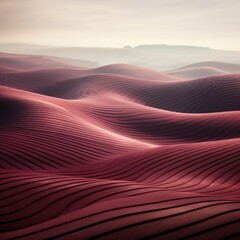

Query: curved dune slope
0 87 153 170
0 68 87 92
37 73 240 113
0 139 239 238
77 97 240 144
90 63 179 81
0 52 177 80
168 67 227 80
0 52 88 72
0 53 240 239
179 61 240 73
168 61 240 80
2 70 240 114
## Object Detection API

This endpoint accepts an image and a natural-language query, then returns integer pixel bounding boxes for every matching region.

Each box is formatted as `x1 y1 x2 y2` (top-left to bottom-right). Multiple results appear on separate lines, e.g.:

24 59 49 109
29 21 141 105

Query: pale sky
1 0 240 50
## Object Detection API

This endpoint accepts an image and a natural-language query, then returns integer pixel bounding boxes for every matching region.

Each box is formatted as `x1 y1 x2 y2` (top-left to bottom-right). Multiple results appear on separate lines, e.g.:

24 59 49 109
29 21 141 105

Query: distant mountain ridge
0 43 240 71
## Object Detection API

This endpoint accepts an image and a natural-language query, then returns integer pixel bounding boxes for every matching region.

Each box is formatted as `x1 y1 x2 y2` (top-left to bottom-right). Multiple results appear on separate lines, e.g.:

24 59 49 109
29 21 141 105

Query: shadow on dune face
0 96 25 125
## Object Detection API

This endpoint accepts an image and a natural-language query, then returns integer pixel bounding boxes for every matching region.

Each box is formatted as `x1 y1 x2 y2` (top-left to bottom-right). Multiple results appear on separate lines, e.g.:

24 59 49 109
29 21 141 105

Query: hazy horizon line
1 41 240 52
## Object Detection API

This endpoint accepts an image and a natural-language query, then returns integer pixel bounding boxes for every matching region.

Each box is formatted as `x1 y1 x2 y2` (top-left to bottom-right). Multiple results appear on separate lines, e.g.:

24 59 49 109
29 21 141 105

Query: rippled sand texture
0 53 240 239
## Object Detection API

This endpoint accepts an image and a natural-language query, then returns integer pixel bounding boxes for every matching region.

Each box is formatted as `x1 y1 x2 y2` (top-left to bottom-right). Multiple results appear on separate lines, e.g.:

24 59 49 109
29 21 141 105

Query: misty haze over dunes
0 52 240 239
1 43 240 71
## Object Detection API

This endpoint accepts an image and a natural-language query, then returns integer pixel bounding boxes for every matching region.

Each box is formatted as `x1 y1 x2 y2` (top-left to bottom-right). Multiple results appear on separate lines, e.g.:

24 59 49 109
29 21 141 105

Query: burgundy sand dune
0 53 239 239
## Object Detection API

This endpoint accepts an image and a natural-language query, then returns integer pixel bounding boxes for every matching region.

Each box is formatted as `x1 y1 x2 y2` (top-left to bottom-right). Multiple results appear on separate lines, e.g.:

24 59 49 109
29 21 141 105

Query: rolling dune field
0 53 240 239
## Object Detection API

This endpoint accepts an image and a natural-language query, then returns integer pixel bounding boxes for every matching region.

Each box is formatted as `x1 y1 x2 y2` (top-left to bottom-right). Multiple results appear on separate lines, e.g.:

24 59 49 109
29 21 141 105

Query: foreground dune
0 53 239 239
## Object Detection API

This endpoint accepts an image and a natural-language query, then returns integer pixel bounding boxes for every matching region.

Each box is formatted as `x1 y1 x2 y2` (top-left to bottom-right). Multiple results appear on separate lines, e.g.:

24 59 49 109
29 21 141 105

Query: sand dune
0 68 87 92
2 71 239 113
0 53 179 93
168 61 240 80
0 53 240 239
77 97 240 144
0 67 177 93
0 139 239 238
168 67 227 80
0 86 152 170
36 73 240 113
0 52 91 72
179 61 240 73
90 64 179 81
